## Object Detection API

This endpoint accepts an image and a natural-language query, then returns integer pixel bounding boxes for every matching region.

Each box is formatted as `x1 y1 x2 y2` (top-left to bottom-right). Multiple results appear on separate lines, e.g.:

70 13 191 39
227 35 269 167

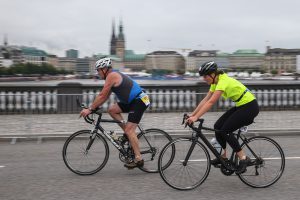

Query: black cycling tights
214 100 259 152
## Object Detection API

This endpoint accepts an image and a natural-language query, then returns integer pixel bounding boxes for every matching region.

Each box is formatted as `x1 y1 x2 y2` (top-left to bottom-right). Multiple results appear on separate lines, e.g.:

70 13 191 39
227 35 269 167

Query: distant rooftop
188 50 218 57
93 54 121 61
20 46 48 57
216 52 230 57
147 51 182 56
124 50 145 61
266 48 300 55
231 49 264 57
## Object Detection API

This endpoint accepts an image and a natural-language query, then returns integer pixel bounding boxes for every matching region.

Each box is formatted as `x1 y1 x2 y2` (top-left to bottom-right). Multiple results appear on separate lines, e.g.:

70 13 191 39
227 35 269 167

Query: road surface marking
285 156 300 160
180 156 300 162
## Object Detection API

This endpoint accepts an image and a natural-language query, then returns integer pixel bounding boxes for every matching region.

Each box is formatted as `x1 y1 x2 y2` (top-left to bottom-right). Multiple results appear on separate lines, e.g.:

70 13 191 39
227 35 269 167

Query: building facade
124 50 146 71
145 51 185 74
57 57 77 72
46 55 59 69
186 49 264 73
228 49 264 72
186 50 218 72
20 46 48 66
264 47 300 73
186 50 231 72
0 37 23 67
66 49 79 59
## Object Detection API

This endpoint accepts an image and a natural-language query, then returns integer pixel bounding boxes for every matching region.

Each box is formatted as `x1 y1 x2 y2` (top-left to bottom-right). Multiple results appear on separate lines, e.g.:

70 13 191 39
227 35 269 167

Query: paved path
1 137 299 200
0 111 300 139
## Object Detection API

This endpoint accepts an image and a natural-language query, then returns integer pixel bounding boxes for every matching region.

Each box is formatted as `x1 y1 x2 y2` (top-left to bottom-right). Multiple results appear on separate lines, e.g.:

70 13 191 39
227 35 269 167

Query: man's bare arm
89 73 118 110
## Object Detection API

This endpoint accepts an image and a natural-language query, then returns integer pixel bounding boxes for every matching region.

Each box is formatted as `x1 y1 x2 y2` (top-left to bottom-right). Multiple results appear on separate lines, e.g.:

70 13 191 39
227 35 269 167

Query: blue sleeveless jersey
111 72 143 104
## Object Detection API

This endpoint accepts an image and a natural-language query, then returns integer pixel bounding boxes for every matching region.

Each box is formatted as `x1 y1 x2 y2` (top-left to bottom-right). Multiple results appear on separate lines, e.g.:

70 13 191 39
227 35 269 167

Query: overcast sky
1 0 300 57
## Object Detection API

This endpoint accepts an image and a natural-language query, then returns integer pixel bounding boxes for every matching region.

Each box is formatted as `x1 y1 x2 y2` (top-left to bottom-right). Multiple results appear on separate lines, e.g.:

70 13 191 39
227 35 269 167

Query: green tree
0 63 68 76
271 69 278 75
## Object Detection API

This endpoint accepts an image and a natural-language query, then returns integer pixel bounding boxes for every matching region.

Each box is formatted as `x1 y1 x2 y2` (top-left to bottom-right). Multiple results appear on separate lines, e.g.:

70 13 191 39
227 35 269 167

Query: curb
1 129 300 143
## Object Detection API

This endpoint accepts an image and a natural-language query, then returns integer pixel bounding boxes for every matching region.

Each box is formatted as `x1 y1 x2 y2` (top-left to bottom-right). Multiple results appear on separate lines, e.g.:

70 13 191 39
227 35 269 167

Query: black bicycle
62 101 173 175
158 114 285 190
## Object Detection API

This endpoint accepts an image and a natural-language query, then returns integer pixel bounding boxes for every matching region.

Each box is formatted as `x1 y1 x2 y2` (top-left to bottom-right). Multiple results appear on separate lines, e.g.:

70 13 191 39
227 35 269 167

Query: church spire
111 19 116 40
110 19 117 55
115 18 125 61
118 19 124 41
4 34 8 46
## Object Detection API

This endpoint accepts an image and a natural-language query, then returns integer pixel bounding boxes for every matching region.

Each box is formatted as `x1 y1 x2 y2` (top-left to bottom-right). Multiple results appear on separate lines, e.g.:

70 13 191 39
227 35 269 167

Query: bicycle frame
64 99 174 175
86 112 154 158
184 119 226 166
184 118 260 170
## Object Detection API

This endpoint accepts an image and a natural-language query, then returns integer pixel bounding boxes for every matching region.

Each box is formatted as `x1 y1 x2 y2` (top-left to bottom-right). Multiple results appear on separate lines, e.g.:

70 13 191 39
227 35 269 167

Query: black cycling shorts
117 98 149 124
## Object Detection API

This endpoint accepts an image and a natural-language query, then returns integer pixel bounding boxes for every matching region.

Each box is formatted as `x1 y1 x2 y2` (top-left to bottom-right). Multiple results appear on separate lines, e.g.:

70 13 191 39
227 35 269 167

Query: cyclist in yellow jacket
186 61 259 174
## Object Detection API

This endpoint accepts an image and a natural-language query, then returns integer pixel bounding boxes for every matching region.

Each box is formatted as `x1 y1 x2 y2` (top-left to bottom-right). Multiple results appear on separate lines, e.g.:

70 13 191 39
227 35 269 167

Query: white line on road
180 156 300 162
286 156 300 160
264 157 300 160
0 165 5 168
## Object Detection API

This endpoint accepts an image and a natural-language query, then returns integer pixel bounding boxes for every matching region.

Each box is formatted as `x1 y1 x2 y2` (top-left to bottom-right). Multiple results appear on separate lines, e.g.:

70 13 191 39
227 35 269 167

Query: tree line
0 63 71 76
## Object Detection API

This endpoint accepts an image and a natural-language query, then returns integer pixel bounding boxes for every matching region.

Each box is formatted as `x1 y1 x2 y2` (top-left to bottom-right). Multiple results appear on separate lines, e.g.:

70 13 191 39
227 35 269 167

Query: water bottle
110 131 119 141
210 137 222 154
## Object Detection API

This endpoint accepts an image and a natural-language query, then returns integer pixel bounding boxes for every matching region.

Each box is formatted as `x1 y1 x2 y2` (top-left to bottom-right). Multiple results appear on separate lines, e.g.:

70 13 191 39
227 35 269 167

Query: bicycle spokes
238 136 285 188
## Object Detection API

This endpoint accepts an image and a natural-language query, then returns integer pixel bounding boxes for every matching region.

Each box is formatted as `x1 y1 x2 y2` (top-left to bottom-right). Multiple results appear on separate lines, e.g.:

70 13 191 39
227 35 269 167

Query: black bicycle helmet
198 61 218 76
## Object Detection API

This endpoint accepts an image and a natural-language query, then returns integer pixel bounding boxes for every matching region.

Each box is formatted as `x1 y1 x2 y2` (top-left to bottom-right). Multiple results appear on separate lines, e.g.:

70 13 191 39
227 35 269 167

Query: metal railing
0 90 299 114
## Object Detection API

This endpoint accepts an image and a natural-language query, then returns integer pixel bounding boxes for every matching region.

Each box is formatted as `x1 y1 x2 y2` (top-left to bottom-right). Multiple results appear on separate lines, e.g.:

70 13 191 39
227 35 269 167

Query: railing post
57 82 83 114
195 81 210 109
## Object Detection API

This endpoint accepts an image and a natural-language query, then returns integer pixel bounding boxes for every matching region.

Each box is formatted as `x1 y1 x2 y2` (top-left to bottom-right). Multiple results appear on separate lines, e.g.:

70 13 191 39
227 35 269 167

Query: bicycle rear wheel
158 138 211 190
137 128 173 173
238 136 285 188
62 130 109 175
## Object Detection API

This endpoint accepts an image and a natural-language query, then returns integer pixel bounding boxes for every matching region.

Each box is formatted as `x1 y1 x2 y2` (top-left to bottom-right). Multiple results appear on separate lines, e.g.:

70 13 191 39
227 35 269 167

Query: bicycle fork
182 139 197 166
85 130 98 152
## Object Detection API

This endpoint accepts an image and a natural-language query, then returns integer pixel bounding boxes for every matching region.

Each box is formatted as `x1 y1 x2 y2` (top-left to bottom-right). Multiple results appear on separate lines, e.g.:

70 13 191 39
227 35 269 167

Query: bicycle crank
220 165 235 176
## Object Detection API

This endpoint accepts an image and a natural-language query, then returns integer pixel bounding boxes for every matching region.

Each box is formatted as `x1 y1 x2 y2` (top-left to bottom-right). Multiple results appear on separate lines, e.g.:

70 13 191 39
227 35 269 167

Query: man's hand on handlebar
80 108 92 118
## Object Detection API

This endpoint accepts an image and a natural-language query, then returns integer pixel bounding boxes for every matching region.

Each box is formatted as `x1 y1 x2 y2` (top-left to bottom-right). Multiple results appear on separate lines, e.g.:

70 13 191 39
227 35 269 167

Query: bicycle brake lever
182 113 189 125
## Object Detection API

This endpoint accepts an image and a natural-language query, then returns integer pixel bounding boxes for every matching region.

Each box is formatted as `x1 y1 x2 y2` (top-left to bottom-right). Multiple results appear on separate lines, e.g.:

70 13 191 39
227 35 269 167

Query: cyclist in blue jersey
80 58 150 169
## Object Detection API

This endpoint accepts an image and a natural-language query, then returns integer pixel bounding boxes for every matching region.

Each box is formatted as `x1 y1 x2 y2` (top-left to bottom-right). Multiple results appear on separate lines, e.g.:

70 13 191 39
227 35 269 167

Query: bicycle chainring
220 163 235 176
119 153 128 163
119 146 134 163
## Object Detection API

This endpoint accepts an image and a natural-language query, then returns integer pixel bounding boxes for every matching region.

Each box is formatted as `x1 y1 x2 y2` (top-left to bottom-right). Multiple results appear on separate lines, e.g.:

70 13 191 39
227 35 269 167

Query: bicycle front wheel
158 138 211 190
238 136 285 188
62 130 109 175
137 128 173 173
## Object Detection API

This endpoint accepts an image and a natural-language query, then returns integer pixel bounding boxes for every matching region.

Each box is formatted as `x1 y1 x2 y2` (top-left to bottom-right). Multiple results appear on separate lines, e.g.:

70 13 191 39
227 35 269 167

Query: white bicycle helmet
95 58 112 70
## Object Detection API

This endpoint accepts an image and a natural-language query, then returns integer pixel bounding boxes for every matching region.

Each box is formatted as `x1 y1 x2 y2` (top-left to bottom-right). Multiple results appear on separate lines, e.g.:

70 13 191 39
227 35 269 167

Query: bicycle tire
238 136 285 188
62 130 110 175
137 128 173 173
158 138 211 190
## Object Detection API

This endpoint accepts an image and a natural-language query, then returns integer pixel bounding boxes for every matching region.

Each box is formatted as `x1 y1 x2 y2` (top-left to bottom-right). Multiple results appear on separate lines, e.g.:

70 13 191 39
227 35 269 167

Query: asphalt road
0 136 299 200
